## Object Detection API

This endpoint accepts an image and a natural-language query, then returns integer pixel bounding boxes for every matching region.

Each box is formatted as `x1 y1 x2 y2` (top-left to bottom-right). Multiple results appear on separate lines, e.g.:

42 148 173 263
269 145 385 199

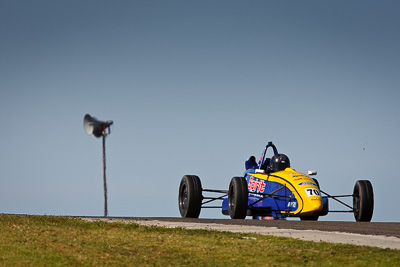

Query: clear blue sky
1 1 399 221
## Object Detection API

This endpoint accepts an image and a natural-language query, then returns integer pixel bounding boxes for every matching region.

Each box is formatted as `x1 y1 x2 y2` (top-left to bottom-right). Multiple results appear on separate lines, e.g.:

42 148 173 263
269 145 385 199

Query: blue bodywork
222 178 299 218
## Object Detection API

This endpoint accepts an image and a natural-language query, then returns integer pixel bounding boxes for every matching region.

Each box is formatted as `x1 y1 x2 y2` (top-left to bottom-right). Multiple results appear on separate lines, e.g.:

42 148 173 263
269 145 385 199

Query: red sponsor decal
248 176 266 193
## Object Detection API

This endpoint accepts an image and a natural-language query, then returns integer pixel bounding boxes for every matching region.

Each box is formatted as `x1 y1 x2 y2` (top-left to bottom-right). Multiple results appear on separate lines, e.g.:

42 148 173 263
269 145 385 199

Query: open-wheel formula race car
178 142 374 221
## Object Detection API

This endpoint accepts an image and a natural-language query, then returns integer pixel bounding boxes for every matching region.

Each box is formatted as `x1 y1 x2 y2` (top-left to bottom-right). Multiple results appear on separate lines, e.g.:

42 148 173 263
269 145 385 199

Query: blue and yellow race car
178 142 374 222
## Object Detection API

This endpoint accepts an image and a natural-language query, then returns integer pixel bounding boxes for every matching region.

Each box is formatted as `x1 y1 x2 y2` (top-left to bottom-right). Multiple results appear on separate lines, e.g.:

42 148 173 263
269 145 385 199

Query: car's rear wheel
178 175 202 218
353 180 374 222
300 215 319 221
228 176 248 219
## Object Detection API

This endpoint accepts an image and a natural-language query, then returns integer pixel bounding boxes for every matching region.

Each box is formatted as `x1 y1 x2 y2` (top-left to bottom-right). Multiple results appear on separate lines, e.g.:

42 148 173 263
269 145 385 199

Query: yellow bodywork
250 168 323 216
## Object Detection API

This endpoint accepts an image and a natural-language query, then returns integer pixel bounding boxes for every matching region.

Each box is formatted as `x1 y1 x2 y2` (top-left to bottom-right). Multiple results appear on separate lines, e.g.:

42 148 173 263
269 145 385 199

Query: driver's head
270 154 290 172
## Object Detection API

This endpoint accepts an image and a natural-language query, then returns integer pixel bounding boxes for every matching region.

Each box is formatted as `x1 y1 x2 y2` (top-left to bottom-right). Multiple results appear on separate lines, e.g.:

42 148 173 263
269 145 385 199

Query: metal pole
102 134 108 217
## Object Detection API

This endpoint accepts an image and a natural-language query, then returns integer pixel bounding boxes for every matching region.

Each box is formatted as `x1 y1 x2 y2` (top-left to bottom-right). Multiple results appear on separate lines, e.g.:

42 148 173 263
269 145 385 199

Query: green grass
0 215 398 266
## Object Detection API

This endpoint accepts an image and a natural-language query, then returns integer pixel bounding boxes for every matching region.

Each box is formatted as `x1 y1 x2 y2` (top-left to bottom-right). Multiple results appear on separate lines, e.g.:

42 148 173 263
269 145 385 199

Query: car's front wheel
353 180 374 222
178 175 202 218
228 176 248 219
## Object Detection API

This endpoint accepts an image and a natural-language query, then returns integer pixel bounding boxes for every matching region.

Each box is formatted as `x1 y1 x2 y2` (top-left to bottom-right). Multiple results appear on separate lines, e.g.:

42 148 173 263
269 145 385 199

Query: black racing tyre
228 176 248 219
178 175 202 218
353 180 374 222
300 215 319 221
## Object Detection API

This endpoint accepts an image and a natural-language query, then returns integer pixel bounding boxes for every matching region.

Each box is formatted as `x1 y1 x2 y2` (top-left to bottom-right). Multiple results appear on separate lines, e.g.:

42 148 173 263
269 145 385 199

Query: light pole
83 114 113 217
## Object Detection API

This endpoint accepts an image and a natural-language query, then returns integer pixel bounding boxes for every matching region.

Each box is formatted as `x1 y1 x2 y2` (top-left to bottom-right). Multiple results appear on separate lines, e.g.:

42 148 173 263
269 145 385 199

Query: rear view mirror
308 170 317 176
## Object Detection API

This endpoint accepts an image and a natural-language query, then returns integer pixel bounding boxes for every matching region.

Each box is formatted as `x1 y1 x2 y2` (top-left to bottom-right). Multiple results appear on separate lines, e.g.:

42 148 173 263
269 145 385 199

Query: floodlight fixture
83 113 113 217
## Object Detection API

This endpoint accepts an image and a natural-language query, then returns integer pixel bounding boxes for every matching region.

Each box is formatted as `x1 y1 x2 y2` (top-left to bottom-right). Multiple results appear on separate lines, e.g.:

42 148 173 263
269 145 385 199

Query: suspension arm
321 190 353 210
203 189 228 193
202 195 227 205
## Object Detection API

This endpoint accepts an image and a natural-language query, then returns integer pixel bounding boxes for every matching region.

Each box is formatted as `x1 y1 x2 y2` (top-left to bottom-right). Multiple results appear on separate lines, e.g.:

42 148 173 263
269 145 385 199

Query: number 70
305 188 320 196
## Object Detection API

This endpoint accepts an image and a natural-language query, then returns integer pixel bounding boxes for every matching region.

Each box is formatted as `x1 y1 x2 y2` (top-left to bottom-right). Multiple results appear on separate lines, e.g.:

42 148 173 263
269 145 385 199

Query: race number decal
304 188 320 197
